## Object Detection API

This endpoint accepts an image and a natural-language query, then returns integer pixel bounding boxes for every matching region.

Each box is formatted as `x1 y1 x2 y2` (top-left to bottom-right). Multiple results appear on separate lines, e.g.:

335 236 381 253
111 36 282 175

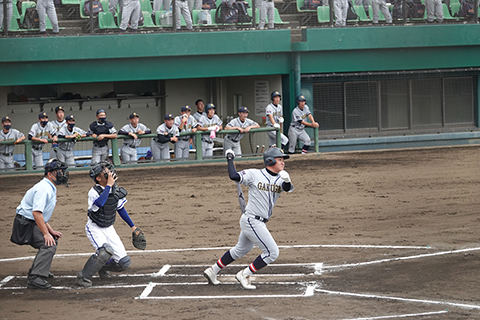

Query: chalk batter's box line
0 244 433 263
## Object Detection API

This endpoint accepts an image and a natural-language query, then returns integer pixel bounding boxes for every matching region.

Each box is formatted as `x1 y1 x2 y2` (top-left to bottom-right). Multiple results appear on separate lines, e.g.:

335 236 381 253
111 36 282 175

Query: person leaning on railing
0 116 25 171
118 112 151 164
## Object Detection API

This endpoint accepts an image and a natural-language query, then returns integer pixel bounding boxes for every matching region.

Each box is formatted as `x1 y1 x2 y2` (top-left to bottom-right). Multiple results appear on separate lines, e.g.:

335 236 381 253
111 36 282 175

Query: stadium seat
0 15 23 31
61 0 81 4
272 7 289 24
442 3 456 20
98 11 118 28
450 2 460 16
354 5 370 22
140 0 153 14
247 7 259 23
317 5 330 23
368 5 386 21
154 10 187 27
12 0 21 19
141 11 157 27
19 1 36 24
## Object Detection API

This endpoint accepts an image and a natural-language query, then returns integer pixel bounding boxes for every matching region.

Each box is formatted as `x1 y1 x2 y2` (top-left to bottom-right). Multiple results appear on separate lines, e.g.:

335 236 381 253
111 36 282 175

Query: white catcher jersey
57 125 87 151
291 105 312 130
88 185 127 212
225 117 258 141
265 103 283 127
239 168 294 220
0 129 24 154
120 123 150 148
198 114 223 143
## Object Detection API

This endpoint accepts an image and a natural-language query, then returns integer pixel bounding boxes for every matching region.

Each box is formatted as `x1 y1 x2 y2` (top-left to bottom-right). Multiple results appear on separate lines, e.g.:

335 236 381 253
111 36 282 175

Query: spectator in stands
29 113 58 169
0 0 13 31
118 112 151 164
56 115 88 168
0 116 25 171
334 0 348 26
49 105 66 160
88 109 117 165
153 0 171 11
188 0 202 12
425 0 443 23
174 105 197 161
151 113 179 162
119 0 141 32
175 0 193 30
372 0 392 24
193 99 206 122
355 0 370 16
258 0 275 29
37 0 60 34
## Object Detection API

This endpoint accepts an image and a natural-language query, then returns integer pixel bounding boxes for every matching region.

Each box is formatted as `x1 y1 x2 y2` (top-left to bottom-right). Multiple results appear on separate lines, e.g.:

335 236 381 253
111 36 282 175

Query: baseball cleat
203 267 220 285
27 276 52 290
235 270 256 290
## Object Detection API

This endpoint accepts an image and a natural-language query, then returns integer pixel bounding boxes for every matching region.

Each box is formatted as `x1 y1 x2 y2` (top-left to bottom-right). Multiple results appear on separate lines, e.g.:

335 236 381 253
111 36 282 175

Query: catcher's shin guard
77 244 114 282
101 255 131 272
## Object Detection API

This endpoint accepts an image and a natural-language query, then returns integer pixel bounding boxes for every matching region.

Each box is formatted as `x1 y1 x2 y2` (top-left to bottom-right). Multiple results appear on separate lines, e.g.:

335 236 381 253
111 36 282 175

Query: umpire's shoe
27 276 52 290
203 267 220 285
235 270 256 290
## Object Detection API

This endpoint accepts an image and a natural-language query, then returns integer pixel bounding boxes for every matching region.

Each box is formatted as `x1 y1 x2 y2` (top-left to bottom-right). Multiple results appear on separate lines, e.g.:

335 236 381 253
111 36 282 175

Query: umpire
10 158 69 289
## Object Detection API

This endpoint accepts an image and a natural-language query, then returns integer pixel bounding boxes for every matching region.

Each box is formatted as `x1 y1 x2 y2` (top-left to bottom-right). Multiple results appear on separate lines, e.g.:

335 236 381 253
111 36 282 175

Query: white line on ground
0 244 432 263
316 288 480 310
139 282 156 299
339 310 448 320
0 276 15 287
152 264 171 277
323 247 480 270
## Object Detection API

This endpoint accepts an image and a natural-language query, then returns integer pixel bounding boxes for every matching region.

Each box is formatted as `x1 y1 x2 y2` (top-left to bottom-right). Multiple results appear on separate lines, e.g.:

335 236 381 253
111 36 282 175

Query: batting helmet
205 103 216 111
263 147 290 167
89 161 116 182
296 95 306 105
271 91 281 101
44 158 69 186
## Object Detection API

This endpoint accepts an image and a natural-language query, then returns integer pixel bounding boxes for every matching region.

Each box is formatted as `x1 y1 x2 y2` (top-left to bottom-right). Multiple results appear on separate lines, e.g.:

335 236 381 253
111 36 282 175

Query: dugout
1 24 480 160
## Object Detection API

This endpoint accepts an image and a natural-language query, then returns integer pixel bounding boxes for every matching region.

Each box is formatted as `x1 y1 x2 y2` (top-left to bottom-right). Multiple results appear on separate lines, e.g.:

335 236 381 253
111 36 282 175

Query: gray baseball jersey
225 117 258 141
174 115 197 140
50 119 66 135
290 105 312 130
120 123 150 148
29 122 56 148
193 111 206 123
0 128 24 154
238 168 294 220
198 115 223 143
265 102 283 127
57 125 87 151
155 123 180 141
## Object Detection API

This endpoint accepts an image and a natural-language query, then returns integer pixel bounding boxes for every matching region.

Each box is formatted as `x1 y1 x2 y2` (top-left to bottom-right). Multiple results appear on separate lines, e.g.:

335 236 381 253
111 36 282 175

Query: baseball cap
238 106 249 113
2 116 11 123
55 105 65 113
181 105 191 112
297 95 306 102
96 109 106 115
129 112 140 119
205 103 216 111
66 115 75 121
164 113 174 120
38 112 48 119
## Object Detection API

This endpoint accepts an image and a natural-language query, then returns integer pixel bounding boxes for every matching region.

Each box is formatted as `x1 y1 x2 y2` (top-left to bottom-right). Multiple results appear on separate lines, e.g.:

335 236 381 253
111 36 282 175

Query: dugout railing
0 126 319 174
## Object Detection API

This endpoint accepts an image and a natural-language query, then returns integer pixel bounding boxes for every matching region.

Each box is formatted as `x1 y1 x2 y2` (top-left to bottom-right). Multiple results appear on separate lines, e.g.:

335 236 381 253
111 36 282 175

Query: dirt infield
1 146 480 320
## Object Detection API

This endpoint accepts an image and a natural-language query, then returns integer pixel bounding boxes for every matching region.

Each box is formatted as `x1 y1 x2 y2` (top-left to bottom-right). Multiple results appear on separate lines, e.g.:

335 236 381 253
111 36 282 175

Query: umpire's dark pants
29 225 57 278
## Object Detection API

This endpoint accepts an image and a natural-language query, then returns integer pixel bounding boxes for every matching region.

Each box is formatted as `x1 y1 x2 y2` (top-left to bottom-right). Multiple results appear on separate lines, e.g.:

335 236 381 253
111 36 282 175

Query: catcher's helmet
44 158 69 186
89 161 116 182
263 147 290 166
205 103 216 111
271 91 281 101
296 94 306 104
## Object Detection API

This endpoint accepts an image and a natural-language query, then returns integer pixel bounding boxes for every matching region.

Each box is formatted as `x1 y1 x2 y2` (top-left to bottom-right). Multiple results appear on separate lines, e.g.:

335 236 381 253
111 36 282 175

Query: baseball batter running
203 147 293 289
76 161 146 287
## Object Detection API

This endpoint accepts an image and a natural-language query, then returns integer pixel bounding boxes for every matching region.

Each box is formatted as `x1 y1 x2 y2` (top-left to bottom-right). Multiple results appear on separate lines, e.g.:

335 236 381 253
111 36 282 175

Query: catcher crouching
76 161 146 287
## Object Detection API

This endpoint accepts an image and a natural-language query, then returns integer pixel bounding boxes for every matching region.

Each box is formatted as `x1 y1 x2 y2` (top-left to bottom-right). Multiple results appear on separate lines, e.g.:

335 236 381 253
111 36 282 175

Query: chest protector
90 122 114 147
88 185 128 228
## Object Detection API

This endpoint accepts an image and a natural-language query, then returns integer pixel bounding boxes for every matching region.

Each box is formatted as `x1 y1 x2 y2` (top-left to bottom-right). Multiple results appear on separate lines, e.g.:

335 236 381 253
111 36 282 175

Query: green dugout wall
1 24 480 150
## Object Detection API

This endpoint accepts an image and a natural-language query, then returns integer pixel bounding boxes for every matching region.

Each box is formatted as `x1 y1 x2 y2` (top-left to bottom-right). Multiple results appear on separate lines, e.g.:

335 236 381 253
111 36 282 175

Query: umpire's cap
263 147 289 167
44 158 67 174
271 91 281 101
205 103 216 111
296 95 306 104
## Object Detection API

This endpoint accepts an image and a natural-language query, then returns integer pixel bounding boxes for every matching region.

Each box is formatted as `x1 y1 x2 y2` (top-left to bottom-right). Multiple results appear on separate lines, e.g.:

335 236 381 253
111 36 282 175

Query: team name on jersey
35 131 49 138
257 182 282 193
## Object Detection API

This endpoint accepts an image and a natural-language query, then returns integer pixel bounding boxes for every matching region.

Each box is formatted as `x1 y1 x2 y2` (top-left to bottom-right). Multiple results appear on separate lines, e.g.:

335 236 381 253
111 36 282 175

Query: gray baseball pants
175 0 192 29
288 126 311 154
334 0 348 26
91 145 109 165
372 0 392 23
109 0 124 15
56 148 76 167
121 145 137 164
426 0 443 22
0 153 14 171
174 139 190 161
202 141 214 158
32 148 44 169
223 137 242 158
151 140 171 162
0 1 13 31
37 0 59 32
355 0 370 13
267 130 289 148
30 224 58 278
119 0 140 30
258 0 274 29
187 0 201 11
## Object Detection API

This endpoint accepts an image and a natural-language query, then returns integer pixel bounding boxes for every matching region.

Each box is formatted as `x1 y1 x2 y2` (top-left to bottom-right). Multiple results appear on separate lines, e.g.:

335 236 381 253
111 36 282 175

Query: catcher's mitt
132 227 147 250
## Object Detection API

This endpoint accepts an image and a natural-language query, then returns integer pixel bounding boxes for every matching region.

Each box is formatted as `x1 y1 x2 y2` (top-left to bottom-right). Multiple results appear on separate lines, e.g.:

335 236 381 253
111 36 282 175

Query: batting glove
279 170 290 183
225 149 235 160
273 123 281 129
278 117 284 124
